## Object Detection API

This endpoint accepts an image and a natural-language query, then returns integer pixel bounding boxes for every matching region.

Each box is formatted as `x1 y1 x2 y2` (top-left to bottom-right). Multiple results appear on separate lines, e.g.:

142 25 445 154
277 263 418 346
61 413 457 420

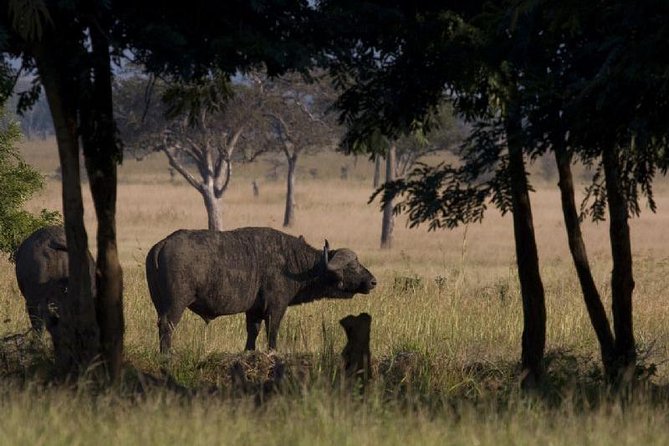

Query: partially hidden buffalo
145 227 377 353
14 226 96 334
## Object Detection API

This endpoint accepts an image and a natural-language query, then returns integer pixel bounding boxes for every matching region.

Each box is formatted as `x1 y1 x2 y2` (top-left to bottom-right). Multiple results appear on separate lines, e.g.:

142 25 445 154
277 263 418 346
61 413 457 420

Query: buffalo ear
298 235 305 243
326 249 356 272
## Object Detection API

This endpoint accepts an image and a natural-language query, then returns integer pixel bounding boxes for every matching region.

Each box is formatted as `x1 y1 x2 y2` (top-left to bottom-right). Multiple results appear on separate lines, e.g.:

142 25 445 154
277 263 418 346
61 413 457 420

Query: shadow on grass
2 330 668 413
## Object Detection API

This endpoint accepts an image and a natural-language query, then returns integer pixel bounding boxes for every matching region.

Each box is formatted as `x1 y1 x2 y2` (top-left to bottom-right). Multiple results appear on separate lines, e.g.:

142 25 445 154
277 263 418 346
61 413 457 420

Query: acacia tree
320 0 669 384
2 2 111 377
372 154 382 188
116 76 272 231
321 0 547 384
463 0 669 381
1 0 316 381
380 143 396 249
381 110 463 250
258 72 339 227
393 105 463 178
347 106 463 250
536 0 669 378
509 4 618 376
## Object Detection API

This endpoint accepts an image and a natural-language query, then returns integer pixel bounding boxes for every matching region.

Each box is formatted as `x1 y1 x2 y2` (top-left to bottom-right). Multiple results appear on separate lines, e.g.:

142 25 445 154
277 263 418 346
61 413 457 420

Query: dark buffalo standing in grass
14 226 96 334
146 227 377 354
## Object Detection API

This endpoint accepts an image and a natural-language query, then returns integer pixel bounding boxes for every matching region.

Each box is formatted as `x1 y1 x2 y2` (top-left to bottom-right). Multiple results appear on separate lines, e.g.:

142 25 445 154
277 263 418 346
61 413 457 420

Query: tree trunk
283 155 297 227
203 187 224 231
380 145 396 249
602 147 637 377
373 155 382 189
554 143 616 377
34 45 100 378
81 24 125 382
505 107 546 387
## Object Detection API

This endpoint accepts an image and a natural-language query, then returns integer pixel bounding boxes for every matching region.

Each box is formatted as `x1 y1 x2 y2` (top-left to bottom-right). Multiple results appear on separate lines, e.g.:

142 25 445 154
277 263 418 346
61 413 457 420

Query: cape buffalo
14 226 96 333
145 227 377 354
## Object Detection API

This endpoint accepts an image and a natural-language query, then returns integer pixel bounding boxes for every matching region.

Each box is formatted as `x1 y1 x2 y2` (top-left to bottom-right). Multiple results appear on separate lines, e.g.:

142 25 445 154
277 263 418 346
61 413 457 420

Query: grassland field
1 137 669 445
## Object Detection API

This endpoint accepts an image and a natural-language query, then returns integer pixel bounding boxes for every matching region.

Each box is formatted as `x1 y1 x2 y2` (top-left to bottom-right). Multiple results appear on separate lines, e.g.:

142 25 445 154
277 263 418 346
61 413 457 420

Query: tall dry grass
1 138 669 444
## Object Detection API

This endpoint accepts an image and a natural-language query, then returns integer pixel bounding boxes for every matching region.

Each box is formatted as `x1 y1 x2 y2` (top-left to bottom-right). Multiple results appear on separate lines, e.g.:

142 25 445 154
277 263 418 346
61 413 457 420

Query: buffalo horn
323 239 330 267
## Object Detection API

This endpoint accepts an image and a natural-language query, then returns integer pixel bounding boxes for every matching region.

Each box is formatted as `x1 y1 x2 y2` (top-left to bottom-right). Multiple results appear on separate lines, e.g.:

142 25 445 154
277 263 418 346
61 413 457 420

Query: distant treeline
6 78 53 140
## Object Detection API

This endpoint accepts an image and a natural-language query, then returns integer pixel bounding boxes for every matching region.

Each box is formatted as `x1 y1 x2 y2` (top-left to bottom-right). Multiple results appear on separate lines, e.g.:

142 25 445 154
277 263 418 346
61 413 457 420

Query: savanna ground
1 138 669 444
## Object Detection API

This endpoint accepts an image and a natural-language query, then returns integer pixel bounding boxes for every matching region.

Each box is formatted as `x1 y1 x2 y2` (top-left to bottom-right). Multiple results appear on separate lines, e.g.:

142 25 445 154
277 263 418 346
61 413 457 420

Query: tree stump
340 313 372 387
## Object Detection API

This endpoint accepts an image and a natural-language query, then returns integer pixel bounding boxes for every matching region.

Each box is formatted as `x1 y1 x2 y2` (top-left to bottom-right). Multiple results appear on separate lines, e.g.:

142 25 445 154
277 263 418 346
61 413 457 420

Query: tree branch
183 135 206 163
264 112 294 158
227 126 245 155
244 147 271 163
296 98 329 127
161 134 204 191
162 147 204 191
214 160 232 198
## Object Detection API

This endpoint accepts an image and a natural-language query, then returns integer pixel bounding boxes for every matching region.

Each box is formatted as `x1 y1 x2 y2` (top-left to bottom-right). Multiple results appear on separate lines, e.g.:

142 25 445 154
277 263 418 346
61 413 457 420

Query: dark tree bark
554 142 616 376
33 42 100 378
81 23 125 381
505 105 546 387
602 147 637 376
380 145 396 249
283 154 298 227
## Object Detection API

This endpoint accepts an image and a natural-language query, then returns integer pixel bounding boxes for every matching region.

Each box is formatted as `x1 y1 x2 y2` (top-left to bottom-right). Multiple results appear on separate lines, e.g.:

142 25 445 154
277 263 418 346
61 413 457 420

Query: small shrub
393 276 425 293
0 111 60 260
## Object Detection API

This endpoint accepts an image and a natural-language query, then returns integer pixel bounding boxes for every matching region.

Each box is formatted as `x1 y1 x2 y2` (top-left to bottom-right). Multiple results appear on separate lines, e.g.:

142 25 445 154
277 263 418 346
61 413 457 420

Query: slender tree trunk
84 155 123 381
602 147 637 377
554 143 616 376
373 155 382 189
283 155 297 227
203 187 224 231
81 24 125 382
34 45 100 378
505 106 546 387
381 145 396 249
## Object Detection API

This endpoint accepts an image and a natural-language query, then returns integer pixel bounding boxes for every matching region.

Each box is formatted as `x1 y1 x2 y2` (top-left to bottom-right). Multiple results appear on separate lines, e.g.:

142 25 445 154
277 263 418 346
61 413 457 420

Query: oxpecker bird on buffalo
145 227 376 354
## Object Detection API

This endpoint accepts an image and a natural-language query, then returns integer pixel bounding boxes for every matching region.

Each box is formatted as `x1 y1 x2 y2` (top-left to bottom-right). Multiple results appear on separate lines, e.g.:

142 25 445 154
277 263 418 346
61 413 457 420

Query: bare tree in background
380 144 396 249
372 154 382 188
394 105 465 178
379 104 465 249
258 72 340 227
115 75 271 231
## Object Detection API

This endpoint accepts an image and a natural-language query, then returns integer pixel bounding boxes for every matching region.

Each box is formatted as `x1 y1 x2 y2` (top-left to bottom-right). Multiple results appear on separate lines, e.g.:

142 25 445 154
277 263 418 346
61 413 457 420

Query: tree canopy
317 0 669 383
0 0 323 381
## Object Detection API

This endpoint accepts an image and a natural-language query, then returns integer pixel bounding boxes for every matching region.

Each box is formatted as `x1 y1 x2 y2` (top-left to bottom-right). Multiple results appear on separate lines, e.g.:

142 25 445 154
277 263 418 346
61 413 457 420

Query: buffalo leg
27 302 45 333
265 307 287 350
158 307 185 355
245 311 263 351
